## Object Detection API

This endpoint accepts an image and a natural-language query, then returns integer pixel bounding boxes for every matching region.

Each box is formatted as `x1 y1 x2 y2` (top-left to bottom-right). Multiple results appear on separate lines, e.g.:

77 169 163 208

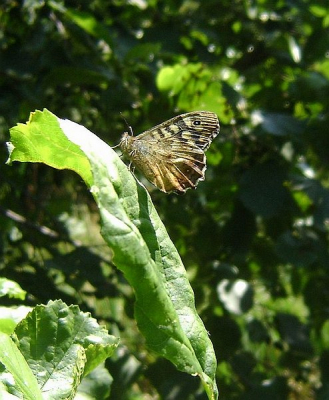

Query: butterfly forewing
119 111 220 193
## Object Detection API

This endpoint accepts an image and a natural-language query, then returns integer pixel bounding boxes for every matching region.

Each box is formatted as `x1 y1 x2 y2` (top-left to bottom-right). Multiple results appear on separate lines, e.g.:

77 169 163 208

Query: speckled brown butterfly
119 111 220 194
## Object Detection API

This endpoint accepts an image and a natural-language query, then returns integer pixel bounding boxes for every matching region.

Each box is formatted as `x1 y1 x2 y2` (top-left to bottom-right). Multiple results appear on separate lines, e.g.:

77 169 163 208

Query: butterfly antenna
112 113 134 150
120 112 134 136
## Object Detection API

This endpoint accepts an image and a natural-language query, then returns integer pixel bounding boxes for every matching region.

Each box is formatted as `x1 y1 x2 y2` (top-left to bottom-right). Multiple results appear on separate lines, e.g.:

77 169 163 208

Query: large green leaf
12 300 118 399
7 109 218 399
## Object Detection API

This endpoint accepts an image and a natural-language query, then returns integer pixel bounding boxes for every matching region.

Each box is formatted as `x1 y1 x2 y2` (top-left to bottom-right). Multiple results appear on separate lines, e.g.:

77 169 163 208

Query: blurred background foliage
1 0 329 398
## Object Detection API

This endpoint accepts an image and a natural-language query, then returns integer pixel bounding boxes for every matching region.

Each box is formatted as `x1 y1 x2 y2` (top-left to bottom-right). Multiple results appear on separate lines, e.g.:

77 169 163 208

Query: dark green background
1 0 329 399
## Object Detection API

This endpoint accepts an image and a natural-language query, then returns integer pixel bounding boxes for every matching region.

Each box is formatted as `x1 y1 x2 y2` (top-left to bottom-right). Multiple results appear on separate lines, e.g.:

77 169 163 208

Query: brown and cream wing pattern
119 111 220 194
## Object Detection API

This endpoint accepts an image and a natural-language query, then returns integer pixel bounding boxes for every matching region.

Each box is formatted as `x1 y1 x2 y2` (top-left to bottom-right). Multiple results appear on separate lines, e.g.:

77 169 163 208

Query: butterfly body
119 111 220 194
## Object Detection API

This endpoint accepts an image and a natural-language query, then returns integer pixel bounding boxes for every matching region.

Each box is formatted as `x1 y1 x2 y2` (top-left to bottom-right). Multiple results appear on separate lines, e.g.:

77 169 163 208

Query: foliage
1 0 329 399
0 298 118 399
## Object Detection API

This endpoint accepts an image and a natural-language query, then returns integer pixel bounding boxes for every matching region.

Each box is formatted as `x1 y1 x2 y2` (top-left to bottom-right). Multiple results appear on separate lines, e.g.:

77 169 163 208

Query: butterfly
119 111 220 194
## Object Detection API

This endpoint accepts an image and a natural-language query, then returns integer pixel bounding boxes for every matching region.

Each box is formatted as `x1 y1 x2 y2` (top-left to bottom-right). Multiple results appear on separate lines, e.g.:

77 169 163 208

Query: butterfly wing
138 111 219 150
120 111 220 193
130 146 206 193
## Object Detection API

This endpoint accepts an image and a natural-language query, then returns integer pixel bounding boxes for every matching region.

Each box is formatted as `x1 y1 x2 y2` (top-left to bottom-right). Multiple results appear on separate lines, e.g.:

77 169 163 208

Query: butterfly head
119 132 134 156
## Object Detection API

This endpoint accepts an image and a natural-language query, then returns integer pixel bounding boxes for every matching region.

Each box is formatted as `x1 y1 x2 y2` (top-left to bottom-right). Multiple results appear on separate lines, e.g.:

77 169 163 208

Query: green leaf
196 82 234 124
13 300 119 399
0 278 26 300
309 5 327 17
7 109 218 400
125 43 162 62
77 364 112 399
48 2 114 45
6 109 93 187
253 111 306 136
156 64 188 92
0 333 42 400
43 66 114 87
